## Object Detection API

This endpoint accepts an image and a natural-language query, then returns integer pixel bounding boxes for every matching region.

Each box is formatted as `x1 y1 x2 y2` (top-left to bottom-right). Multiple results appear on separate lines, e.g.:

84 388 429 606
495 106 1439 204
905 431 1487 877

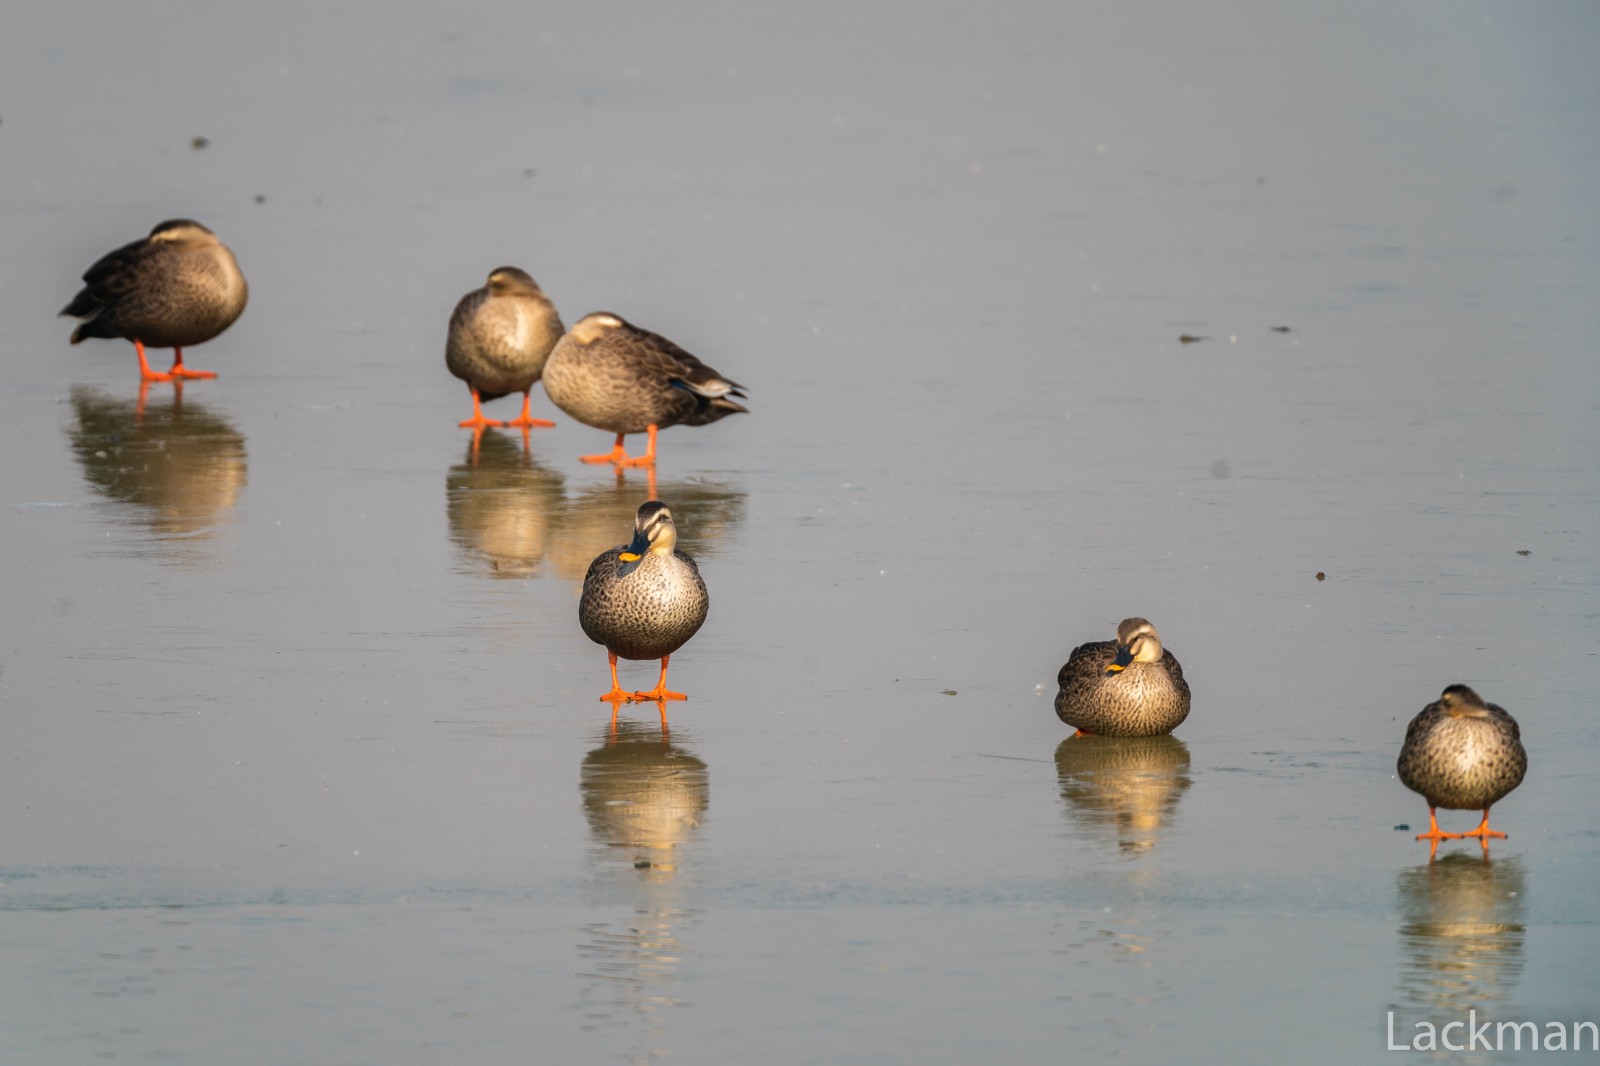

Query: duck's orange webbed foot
459 387 507 430
166 347 215 379
1414 808 1465 842
582 433 636 465
630 687 687 703
598 651 636 703
504 393 555 429
581 426 658 466
1072 728 1094 738
1458 810 1507 840
132 340 176 382
628 656 686 702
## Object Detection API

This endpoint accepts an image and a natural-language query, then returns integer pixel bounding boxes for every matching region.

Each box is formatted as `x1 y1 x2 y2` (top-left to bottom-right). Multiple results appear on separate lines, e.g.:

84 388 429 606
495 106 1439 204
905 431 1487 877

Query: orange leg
599 650 632 703
1072 729 1094 738
133 339 176 382
458 387 507 430
1456 808 1508 841
1414 807 1466 842
166 346 216 380
631 654 687 702
503 390 555 429
580 424 658 467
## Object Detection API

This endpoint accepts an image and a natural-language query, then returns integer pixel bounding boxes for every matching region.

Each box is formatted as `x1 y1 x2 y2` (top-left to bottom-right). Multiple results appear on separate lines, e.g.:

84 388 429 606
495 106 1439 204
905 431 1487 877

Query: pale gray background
1 2 1597 1063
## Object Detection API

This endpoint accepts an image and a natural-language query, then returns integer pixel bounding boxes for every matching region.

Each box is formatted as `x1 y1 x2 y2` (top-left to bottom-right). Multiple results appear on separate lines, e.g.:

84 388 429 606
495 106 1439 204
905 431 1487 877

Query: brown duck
61 219 247 382
1055 618 1191 737
445 266 564 431
1397 684 1527 845
542 312 747 467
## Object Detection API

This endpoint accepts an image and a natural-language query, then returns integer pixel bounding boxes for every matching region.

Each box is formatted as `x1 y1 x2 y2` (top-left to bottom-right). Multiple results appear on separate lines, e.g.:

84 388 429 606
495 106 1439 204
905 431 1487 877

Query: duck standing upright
1397 684 1527 844
61 219 248 382
1055 617 1191 737
580 501 709 703
445 267 564 430
542 312 747 467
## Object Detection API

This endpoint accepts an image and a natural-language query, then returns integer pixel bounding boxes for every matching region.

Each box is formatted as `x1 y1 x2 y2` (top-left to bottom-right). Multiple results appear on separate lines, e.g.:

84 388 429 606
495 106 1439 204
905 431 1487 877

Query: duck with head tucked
580 501 709 703
445 266 564 431
1398 684 1527 846
1055 617 1191 737
61 219 248 382
542 312 747 467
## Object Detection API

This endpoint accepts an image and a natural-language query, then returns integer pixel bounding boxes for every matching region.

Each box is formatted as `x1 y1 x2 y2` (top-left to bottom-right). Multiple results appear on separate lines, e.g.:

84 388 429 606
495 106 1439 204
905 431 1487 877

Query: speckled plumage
542 312 747 436
61 219 248 351
1055 617 1191 737
1398 685 1526 814
581 502 709 663
446 267 563 402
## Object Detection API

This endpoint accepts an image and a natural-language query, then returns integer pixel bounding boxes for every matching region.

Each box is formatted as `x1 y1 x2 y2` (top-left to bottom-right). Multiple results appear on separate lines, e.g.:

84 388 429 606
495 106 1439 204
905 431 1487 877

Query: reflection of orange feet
504 392 555 429
580 425 657 466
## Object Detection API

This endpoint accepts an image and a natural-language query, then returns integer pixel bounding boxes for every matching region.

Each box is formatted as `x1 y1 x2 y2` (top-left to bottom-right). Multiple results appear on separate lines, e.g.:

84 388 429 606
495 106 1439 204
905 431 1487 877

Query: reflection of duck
1398 685 1527 845
1055 734 1191 853
60 219 248 382
1055 618 1191 737
445 267 563 431
581 720 710 863
542 312 748 467
444 431 565 578
66 384 247 544
581 503 709 703
577 720 708 1048
1392 852 1526 1028
546 477 746 583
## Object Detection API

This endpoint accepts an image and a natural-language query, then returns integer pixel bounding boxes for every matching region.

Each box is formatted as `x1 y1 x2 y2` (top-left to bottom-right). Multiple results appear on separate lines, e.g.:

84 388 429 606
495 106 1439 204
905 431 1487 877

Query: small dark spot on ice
1316 571 1326 581
1515 550 1531 556
191 136 210 150
1271 325 1291 333
1179 334 1206 344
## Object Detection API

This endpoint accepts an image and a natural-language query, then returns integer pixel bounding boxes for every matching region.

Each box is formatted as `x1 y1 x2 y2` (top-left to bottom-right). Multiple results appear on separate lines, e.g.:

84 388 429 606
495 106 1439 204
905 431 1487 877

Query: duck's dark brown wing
619 321 749 424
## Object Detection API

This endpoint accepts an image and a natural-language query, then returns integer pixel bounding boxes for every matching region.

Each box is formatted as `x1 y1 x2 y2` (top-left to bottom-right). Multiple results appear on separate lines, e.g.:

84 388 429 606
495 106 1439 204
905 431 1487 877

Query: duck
445 266 564 431
1397 684 1527 844
542 312 747 467
1055 617 1191 737
580 501 709 703
61 219 248 382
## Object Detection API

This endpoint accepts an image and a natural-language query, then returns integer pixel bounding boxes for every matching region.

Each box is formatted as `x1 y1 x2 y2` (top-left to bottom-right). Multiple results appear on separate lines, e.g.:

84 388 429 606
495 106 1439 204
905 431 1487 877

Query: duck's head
619 501 677 561
569 312 625 346
1106 617 1164 674
486 266 542 297
1439 684 1492 719
148 219 219 247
